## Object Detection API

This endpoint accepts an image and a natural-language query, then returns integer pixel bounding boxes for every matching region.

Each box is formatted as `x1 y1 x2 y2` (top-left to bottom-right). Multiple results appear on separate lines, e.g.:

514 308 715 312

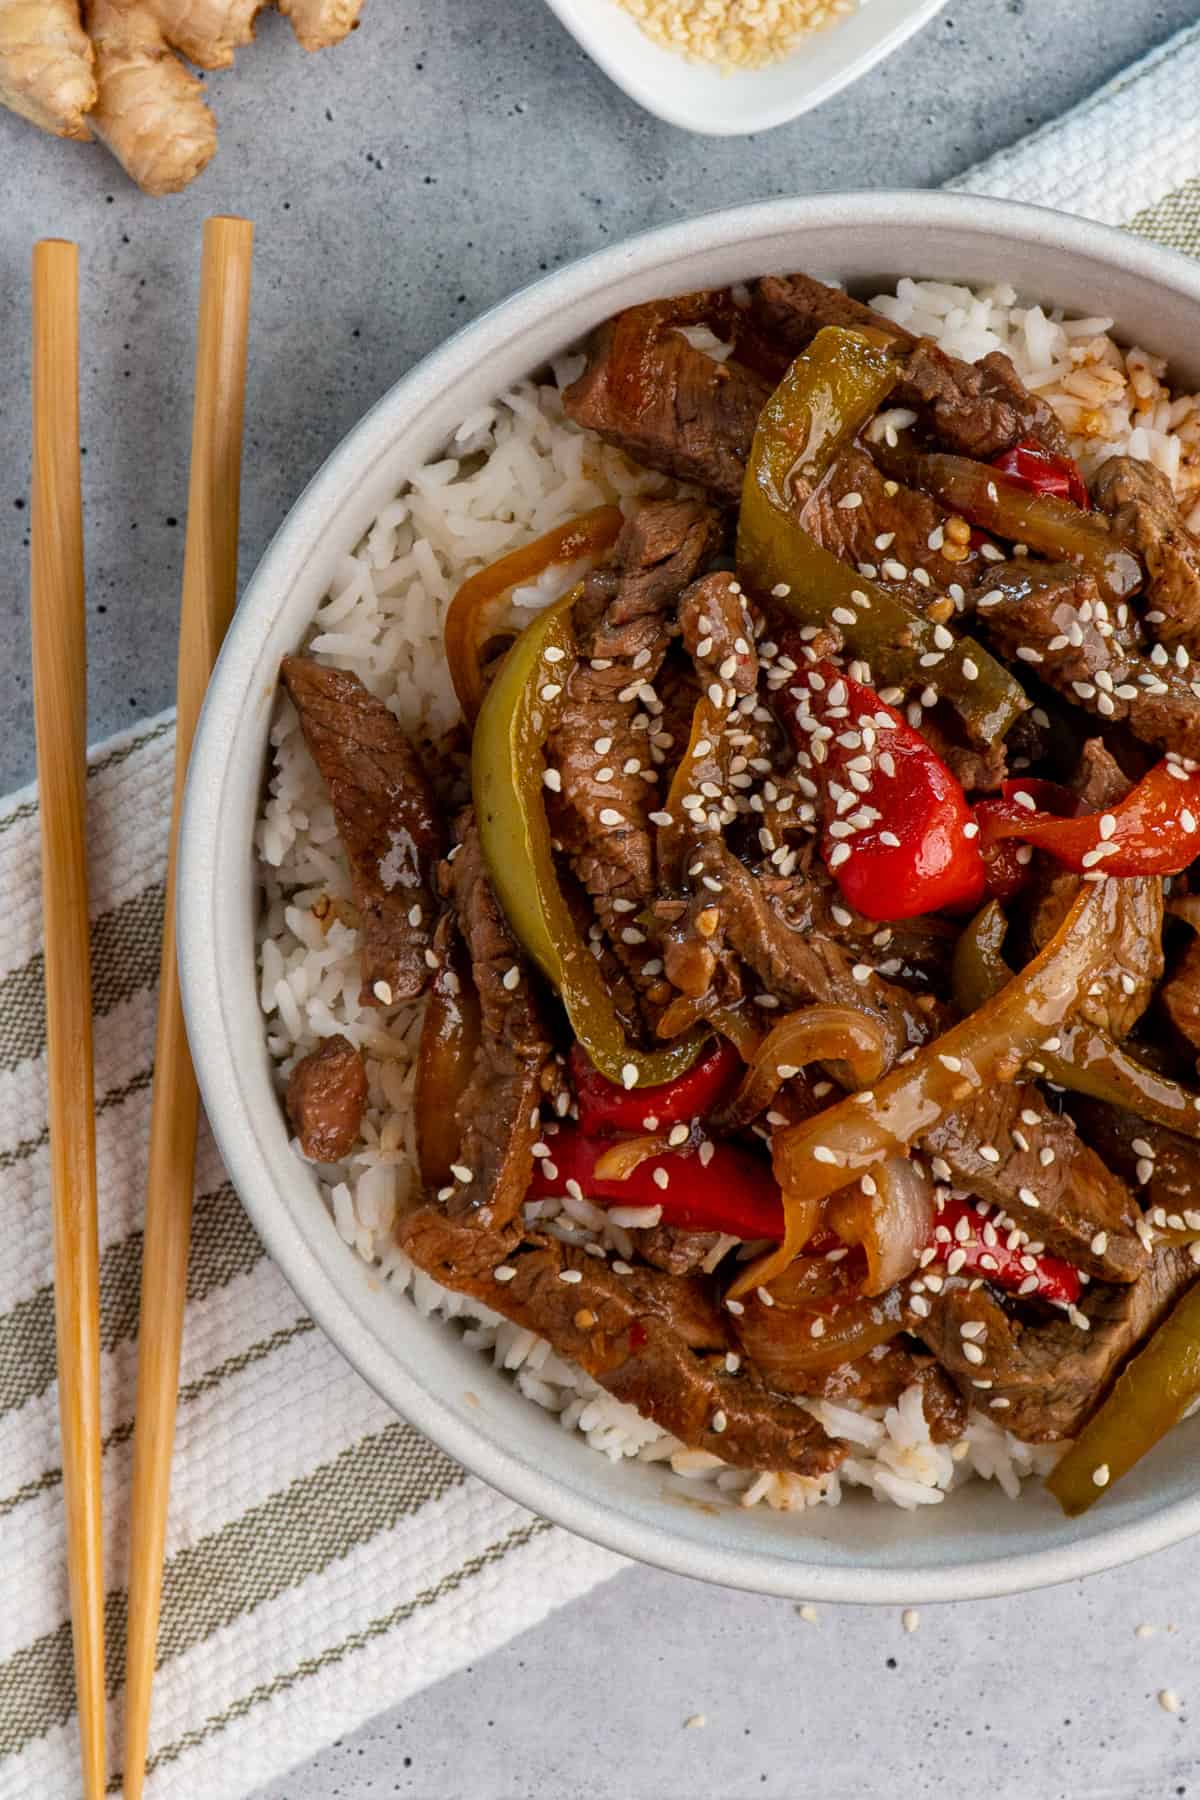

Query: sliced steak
285 1035 368 1163
281 656 443 1005
548 501 722 986
398 1205 844 1476
751 273 1068 457
635 1224 726 1277
440 813 553 1232
919 1246 1197 1441
563 296 771 502
1018 740 1163 1041
677 839 938 1066
1094 454 1200 652
1073 735 1133 809
677 570 760 695
765 1340 966 1443
1068 1102 1200 1227
923 1083 1147 1283
1161 931 1200 1058
975 562 1200 762
798 445 982 597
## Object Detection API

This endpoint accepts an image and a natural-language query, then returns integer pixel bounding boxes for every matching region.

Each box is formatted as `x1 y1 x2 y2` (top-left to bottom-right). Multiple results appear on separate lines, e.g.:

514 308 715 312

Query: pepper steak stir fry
281 273 1200 1516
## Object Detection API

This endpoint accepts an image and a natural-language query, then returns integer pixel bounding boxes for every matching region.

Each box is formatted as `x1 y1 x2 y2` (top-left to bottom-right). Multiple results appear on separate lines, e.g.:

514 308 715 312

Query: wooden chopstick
122 216 254 1800
30 238 107 1800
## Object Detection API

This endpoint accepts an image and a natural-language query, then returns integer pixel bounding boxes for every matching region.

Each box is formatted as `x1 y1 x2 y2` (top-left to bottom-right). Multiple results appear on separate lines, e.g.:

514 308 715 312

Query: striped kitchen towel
5 18 1200 1796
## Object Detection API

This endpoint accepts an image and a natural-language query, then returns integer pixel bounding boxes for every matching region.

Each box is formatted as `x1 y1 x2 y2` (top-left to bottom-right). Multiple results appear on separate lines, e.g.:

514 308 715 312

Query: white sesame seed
979 1144 1001 1164
961 1341 986 1365
373 980 394 1005
879 831 901 849
451 1164 474 1184
1159 1689 1181 1714
620 1063 638 1090
542 767 562 792
837 491 863 510
813 1146 839 1165
599 808 622 826
653 1167 670 1190
558 1268 583 1284
938 1054 963 1073
829 843 852 868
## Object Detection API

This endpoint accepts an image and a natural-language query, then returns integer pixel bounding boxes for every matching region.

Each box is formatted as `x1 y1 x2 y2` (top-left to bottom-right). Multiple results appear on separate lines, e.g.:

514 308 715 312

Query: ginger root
0 0 363 193
0 0 96 137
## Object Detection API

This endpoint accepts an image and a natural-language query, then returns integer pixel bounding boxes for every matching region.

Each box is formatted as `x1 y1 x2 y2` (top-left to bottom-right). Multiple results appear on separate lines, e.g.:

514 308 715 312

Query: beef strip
676 839 938 1065
974 562 1200 762
1068 1102 1200 1227
280 656 443 1005
923 1083 1147 1283
1161 931 1200 1058
800 1348 967 1444
548 502 722 951
440 813 554 1231
799 444 983 595
1018 743 1162 1042
635 1224 725 1277
652 570 762 891
285 1035 368 1163
563 297 771 502
1093 454 1200 652
919 1246 1197 1440
751 273 1069 457
913 711 1008 796
677 570 760 695
398 1205 843 1476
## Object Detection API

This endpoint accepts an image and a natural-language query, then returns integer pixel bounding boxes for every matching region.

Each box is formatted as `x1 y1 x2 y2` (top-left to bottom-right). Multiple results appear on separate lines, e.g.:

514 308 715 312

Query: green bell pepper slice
736 326 1028 747
954 899 1200 1137
1047 1280 1200 1516
472 588 706 1089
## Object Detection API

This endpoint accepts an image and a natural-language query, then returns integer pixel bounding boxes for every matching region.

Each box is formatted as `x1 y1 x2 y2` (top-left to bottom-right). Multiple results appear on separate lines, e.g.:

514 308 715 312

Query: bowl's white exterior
540 0 948 137
180 194 1200 1603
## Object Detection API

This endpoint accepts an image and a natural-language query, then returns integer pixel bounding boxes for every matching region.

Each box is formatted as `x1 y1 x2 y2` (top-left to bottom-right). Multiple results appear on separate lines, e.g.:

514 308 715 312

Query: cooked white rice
255 279 1199 1511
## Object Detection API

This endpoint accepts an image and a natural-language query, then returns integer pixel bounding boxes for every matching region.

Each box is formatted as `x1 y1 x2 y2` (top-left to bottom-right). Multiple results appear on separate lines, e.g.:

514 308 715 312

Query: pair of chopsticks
30 218 253 1800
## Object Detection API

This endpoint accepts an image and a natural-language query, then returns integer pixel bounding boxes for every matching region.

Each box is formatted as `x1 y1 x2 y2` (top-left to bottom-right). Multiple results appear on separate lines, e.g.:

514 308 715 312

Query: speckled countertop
3 1 1199 1794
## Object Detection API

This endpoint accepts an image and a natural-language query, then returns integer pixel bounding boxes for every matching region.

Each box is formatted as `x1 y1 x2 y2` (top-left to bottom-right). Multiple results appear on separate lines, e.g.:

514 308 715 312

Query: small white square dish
541 0 949 136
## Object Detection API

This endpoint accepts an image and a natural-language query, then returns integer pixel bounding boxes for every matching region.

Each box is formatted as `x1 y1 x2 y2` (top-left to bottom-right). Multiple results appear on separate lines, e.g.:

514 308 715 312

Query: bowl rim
180 190 1200 1603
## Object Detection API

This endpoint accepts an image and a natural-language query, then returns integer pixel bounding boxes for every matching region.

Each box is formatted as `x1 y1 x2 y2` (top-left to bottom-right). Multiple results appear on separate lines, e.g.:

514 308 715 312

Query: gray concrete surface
254 1548 1200 1800
3 0 1199 1795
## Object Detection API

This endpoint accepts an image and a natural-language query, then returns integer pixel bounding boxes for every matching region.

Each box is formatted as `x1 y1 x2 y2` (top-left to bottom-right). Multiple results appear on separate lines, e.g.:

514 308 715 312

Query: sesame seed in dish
610 0 858 71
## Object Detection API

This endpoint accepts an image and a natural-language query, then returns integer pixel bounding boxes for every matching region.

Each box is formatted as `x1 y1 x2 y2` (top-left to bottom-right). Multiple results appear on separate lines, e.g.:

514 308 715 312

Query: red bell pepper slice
569 1037 742 1136
974 761 1200 878
526 1124 785 1241
992 437 1090 511
528 1130 1083 1303
779 654 986 921
976 778 1076 900
927 1196 1082 1305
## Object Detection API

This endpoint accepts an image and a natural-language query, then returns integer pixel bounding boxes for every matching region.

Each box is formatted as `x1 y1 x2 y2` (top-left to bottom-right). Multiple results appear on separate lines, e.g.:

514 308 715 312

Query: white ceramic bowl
180 193 1200 1602
541 0 948 135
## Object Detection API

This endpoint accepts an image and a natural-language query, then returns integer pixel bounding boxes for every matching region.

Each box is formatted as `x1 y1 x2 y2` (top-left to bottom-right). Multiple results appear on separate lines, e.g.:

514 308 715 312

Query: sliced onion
730 1252 909 1385
722 1007 889 1300
713 1005 888 1135
826 1154 935 1296
444 505 622 720
593 1133 672 1180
